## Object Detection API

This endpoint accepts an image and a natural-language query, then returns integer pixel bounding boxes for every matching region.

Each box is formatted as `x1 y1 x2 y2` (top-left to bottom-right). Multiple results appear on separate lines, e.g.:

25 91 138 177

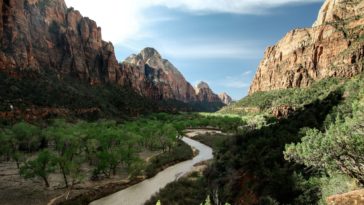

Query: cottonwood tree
20 149 56 187
1 122 40 168
44 119 84 187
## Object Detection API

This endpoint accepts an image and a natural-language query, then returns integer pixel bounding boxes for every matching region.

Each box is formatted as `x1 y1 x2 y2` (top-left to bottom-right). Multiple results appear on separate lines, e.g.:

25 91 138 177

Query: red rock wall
0 0 118 84
249 0 364 94
0 0 227 105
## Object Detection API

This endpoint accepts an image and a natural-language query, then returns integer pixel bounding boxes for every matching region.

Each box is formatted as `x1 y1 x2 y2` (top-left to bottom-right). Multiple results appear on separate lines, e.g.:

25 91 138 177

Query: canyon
0 0 229 108
249 0 364 94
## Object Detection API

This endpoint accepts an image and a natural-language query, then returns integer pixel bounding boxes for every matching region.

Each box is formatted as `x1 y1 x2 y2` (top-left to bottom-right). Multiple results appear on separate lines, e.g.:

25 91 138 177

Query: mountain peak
140 47 162 60
218 93 233 105
249 0 364 94
313 0 363 27
196 81 210 90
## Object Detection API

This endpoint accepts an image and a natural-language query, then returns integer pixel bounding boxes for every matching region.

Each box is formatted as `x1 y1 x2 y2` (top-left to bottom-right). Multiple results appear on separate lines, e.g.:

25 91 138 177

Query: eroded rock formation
218 92 233 105
195 81 222 103
249 0 364 94
0 0 230 106
122 48 198 102
0 0 118 84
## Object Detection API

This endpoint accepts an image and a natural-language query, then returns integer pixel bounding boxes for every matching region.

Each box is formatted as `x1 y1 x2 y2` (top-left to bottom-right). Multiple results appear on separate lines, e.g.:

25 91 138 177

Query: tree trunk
60 166 69 188
15 160 20 169
43 176 50 187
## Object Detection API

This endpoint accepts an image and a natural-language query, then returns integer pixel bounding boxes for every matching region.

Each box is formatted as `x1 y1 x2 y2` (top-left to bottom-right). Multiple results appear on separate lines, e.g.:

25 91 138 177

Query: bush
145 141 193 178
145 176 207 205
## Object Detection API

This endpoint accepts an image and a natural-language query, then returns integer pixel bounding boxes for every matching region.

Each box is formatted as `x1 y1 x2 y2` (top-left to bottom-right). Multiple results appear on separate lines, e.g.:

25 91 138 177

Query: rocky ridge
0 0 118 84
195 81 223 103
122 48 198 102
0 0 230 107
218 92 233 105
249 0 364 94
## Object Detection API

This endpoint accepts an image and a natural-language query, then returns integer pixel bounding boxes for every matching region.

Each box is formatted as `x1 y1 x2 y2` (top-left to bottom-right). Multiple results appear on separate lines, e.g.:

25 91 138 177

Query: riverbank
144 130 225 205
89 137 213 205
0 129 217 205
0 141 192 205
58 141 194 205
0 152 151 205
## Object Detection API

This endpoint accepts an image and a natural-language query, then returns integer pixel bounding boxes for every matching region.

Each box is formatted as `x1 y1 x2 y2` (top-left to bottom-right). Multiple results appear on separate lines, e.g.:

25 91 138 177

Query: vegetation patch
145 141 193 178
206 75 364 205
145 174 208 205
219 77 343 115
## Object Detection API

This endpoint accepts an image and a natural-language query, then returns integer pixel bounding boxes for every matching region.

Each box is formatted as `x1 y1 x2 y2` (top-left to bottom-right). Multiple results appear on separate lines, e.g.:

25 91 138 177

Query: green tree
44 119 84 187
3 122 41 168
20 150 56 187
11 121 41 152
159 124 177 152
0 130 12 161
284 96 364 184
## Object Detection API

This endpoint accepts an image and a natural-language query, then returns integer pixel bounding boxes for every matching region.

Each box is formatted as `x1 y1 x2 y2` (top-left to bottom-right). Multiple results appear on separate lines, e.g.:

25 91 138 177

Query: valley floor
0 129 220 205
0 151 160 205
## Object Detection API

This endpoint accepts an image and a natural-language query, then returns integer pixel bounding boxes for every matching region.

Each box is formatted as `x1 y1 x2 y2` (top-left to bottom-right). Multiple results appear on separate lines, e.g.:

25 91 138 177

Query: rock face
0 0 229 107
249 0 364 94
218 92 233 105
122 48 197 102
195 81 222 103
122 49 231 104
0 0 118 84
326 189 364 205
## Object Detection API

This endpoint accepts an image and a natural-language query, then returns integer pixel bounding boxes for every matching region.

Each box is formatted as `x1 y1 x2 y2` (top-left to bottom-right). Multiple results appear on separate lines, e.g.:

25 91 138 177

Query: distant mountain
194 81 222 103
122 47 198 103
0 0 229 113
249 0 364 94
218 92 233 105
121 48 230 107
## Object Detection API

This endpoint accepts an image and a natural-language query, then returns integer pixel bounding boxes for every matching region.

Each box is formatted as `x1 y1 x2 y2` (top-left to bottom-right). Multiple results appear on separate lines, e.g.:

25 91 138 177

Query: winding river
89 136 213 205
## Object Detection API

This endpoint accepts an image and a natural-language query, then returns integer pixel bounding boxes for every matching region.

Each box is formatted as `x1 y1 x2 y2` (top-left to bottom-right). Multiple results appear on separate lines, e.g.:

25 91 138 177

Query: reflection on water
90 137 213 205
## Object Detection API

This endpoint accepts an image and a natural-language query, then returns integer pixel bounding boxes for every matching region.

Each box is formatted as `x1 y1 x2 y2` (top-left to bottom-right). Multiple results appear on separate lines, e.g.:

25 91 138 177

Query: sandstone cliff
0 0 229 107
0 0 118 84
195 81 222 103
327 189 364 205
249 0 364 94
122 48 197 102
218 92 233 105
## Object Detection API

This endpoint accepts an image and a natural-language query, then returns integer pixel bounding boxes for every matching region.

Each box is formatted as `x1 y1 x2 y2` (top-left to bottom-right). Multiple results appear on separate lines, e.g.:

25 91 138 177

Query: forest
147 75 364 205
0 113 244 190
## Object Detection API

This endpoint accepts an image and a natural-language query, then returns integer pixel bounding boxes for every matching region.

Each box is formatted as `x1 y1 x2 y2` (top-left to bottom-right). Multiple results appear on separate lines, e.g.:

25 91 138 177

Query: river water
89 136 213 205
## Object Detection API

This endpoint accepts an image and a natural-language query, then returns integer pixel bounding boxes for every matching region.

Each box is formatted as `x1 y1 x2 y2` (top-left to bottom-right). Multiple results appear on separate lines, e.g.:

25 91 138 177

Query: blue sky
65 0 324 100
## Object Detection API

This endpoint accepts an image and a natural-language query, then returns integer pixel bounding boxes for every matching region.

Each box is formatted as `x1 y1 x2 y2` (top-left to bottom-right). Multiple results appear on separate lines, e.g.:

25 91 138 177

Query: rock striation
0 0 230 107
218 92 233 105
122 48 198 102
327 189 364 205
0 0 118 84
249 0 364 94
195 81 223 103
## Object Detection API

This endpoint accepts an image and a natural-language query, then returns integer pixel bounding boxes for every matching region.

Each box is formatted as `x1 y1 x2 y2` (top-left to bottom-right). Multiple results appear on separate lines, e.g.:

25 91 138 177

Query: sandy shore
185 128 222 138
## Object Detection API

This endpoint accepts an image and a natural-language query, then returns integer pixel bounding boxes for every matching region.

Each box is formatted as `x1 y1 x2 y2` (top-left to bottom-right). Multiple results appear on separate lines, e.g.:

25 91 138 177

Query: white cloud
150 0 323 14
65 0 323 43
